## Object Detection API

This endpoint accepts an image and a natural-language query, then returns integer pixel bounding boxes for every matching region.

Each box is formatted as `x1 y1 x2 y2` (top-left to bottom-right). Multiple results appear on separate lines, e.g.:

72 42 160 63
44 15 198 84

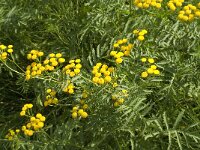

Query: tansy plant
1 0 200 149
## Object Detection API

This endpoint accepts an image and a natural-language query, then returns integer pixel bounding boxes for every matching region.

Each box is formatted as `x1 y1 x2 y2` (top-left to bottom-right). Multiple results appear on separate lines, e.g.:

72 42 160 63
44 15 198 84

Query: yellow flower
40 116 46 122
78 109 84 115
0 45 6 50
51 61 58 67
113 82 118 88
104 71 110 76
80 112 88 118
118 98 124 104
58 58 65 63
69 72 75 77
95 72 101 77
50 58 56 62
198 2 200 8
118 52 124 57
69 59 75 63
124 50 131 56
68 88 74 94
117 40 123 45
122 38 128 43
38 122 44 128
27 130 34 136
133 29 139 34
20 111 26 116
82 92 88 98
53 98 58 104
43 59 49 65
83 104 88 110
7 49 13 53
25 75 31 80
38 52 44 57
155 3 161 8
22 126 26 131
147 68 154 74
141 57 147 62
98 78 105 84
36 70 42 75
2 52 8 57
56 53 62 58
8 45 13 49
150 65 157 70
27 104 33 108
138 35 145 41
115 58 123 64
26 123 32 129
74 68 80 74
50 91 56 96
108 67 114 72
113 43 119 48
49 53 55 57
141 29 147 34
141 71 148 78
72 106 78 112
30 117 36 122
195 11 200 17
36 113 42 119
154 70 160 75
92 77 99 83
100 67 106 73
148 58 155 63
104 76 112 82
75 64 82 69
96 63 102 67
72 112 78 119
114 101 119 107
112 95 117 101
138 31 145 36
110 51 117 56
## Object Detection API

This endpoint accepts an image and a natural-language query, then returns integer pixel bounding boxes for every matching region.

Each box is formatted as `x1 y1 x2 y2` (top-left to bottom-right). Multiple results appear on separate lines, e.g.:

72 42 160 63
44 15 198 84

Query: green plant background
0 0 200 149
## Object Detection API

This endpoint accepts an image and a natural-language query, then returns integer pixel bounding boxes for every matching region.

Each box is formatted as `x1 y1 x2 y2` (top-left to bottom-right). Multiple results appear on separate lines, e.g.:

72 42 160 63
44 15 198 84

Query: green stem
1 60 24 75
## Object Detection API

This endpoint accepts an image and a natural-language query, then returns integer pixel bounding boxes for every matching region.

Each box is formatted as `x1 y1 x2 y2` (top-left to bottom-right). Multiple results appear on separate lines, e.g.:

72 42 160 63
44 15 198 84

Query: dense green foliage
0 0 200 149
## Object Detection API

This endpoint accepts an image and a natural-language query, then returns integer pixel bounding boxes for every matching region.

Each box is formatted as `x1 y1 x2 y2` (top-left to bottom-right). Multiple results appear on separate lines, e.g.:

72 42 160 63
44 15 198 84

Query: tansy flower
148 58 155 63
141 71 148 78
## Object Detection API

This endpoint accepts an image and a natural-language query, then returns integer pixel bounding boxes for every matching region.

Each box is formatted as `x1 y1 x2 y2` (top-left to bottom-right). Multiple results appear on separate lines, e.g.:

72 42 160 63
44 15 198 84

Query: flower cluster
20 103 33 116
110 39 133 64
71 106 88 119
110 51 124 64
133 29 148 41
134 0 162 9
167 0 184 11
140 57 160 78
25 62 46 80
112 82 118 88
111 89 128 107
0 44 13 60
82 90 88 99
63 80 75 94
80 91 89 109
5 129 20 140
178 4 200 22
92 63 114 84
27 50 44 60
44 89 58 107
42 53 65 71
21 113 46 136
71 91 89 119
63 59 82 77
